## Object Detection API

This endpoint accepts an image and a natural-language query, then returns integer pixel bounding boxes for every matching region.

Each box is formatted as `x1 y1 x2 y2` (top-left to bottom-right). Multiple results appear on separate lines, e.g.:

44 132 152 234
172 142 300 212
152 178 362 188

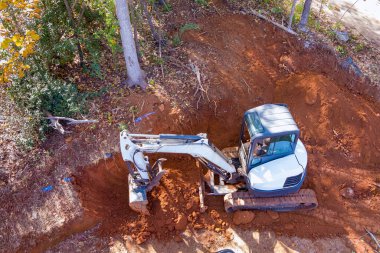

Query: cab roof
244 104 299 137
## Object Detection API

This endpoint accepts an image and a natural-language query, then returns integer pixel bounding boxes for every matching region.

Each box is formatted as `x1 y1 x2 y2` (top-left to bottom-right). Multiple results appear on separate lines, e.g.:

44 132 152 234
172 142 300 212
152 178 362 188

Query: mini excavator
120 104 318 214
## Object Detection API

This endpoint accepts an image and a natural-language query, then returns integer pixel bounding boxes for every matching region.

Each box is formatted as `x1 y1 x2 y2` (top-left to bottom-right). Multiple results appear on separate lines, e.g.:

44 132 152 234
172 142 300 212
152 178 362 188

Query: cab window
265 134 296 156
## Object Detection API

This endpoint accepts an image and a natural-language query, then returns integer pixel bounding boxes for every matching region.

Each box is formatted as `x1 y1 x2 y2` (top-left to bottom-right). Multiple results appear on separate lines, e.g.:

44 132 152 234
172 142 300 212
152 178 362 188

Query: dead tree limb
365 228 380 250
46 114 98 134
241 78 251 94
189 61 209 109
249 8 298 35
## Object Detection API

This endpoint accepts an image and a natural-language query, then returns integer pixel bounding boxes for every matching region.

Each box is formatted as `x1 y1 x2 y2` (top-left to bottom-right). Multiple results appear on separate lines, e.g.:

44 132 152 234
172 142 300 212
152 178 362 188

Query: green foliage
195 0 208 7
172 34 181 47
162 3 172 12
336 45 347 56
37 0 120 74
293 2 305 24
270 6 283 14
179 23 200 34
171 23 200 47
332 21 344 30
354 43 365 52
118 122 129 131
6 68 86 149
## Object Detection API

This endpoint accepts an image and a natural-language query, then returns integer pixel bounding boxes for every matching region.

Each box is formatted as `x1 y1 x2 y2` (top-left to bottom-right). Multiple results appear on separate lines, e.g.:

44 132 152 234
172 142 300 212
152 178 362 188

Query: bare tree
298 0 313 31
115 0 147 89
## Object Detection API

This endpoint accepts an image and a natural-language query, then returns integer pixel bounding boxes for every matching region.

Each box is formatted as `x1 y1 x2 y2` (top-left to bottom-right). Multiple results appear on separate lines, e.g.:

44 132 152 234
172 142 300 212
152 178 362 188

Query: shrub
6 70 86 149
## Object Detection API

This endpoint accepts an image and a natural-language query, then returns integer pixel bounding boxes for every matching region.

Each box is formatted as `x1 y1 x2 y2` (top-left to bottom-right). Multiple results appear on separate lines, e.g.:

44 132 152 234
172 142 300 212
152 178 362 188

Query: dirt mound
73 11 379 251
275 73 380 167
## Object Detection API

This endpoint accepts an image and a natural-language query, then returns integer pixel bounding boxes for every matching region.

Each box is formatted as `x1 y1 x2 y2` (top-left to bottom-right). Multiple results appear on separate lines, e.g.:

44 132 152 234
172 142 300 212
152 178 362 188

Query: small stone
225 231 234 241
158 104 165 112
0 179 6 187
285 224 295 230
104 153 112 159
232 211 255 225
214 227 222 232
335 30 349 42
175 214 188 231
267 210 279 220
340 187 355 199
194 224 203 230
174 235 183 242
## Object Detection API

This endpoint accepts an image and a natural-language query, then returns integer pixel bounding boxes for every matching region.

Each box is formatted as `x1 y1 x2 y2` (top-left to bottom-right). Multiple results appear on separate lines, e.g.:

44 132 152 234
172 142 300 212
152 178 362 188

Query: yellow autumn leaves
0 0 40 13
0 0 41 83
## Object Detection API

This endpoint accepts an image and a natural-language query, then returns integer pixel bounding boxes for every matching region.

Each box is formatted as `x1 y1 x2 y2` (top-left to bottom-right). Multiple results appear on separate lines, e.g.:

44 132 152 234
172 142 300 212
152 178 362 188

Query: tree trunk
298 0 313 31
115 0 147 89
288 0 298 29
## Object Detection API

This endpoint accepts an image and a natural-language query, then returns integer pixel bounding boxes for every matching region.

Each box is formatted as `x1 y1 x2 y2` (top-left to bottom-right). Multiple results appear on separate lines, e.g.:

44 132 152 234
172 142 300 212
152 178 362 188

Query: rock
267 210 279 220
158 104 165 112
232 211 255 225
341 57 362 77
285 224 295 230
0 179 6 187
174 235 183 242
304 40 312 49
175 214 188 231
305 88 318 105
340 187 355 199
193 224 203 230
226 231 234 241
214 227 222 232
104 153 112 159
136 237 146 245
335 30 349 42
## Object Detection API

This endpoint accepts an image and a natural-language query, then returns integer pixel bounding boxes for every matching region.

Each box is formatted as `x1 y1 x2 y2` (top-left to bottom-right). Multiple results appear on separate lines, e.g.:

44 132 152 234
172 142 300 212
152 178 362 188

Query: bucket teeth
128 174 149 215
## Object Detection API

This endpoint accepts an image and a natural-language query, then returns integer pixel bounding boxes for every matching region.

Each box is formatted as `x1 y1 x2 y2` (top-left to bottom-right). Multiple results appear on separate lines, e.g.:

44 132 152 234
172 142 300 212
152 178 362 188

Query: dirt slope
71 13 379 252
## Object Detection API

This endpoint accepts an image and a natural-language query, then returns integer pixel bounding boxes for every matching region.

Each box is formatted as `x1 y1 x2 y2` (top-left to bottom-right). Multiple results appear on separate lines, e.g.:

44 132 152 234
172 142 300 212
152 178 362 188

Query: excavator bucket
128 174 149 215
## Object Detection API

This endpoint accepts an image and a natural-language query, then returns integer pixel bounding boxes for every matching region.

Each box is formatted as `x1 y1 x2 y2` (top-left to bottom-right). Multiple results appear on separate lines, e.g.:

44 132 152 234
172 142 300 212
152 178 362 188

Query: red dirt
74 11 380 251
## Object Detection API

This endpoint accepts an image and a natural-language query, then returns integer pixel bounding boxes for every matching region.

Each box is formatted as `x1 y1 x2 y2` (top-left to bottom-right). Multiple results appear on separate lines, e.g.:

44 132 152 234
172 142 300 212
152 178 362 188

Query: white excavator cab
238 104 308 197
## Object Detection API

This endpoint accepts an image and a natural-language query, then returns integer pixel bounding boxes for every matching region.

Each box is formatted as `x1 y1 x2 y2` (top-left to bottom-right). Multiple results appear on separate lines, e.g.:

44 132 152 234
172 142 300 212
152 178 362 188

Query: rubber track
224 189 318 212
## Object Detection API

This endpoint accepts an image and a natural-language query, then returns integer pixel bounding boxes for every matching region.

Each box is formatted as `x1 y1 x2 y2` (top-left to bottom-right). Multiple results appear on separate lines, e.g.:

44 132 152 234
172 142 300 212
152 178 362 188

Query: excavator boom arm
120 131 237 182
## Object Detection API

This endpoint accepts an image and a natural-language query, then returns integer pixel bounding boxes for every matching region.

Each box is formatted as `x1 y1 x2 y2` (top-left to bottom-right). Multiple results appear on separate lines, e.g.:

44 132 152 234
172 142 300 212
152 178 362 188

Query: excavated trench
39 13 380 251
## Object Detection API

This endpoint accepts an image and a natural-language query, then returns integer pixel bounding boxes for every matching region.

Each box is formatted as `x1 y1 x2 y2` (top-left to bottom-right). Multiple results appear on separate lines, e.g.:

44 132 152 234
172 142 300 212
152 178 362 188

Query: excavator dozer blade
128 174 149 215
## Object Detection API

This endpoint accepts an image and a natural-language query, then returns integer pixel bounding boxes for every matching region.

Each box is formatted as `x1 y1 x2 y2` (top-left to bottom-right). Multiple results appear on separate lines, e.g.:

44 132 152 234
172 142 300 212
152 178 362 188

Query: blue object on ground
63 177 73 182
42 185 53 192
135 112 156 123
104 153 112 159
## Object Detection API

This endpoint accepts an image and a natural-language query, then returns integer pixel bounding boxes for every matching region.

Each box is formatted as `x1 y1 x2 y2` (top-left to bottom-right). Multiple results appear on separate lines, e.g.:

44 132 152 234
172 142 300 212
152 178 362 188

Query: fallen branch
189 60 209 109
241 78 251 94
249 8 298 36
46 114 98 134
365 228 380 250
165 56 192 71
